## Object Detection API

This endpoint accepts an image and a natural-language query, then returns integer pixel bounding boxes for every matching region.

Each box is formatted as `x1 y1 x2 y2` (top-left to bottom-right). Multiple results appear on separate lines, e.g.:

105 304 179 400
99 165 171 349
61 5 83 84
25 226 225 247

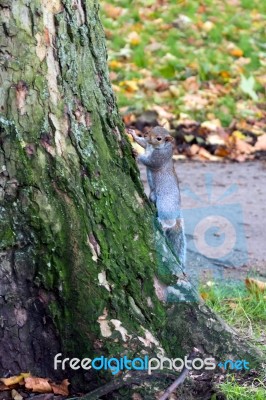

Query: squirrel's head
145 126 174 148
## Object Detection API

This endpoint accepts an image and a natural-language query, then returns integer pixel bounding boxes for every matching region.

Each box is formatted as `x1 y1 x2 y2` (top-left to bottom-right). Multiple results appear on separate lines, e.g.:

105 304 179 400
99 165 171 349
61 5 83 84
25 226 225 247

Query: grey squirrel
129 126 186 270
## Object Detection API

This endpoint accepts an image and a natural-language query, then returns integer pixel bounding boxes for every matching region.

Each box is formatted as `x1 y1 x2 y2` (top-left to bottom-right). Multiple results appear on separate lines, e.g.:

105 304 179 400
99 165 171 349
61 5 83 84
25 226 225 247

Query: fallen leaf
152 105 174 120
230 48 243 57
183 76 200 92
202 21 214 32
0 375 25 386
254 134 266 151
234 138 253 154
189 144 200 155
25 377 52 393
200 292 209 301
240 75 258 101
50 379 70 396
128 31 141 46
103 4 125 19
0 383 9 391
228 302 238 309
184 134 194 143
245 278 266 294
198 147 220 161
183 94 208 110
11 389 23 400
215 147 230 157
220 70 231 79
232 130 247 140
207 134 225 146
108 60 123 69
169 85 180 97
119 80 139 93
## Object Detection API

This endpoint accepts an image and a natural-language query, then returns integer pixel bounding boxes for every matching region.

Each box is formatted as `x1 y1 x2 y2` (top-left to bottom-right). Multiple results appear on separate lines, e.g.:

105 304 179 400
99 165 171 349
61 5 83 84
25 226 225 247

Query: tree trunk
0 0 263 394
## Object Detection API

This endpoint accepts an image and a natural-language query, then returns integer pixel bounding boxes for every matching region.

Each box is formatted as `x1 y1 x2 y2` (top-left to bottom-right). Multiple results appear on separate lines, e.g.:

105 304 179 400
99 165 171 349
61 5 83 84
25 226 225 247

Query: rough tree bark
0 0 263 395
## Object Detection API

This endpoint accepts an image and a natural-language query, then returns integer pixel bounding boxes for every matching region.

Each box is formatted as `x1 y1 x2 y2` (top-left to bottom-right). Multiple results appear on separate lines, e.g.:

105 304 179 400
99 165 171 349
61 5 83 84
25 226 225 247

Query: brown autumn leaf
183 76 200 92
0 383 9 391
214 147 231 158
234 138 253 155
198 147 220 161
103 4 124 19
25 377 52 393
189 144 200 156
254 133 266 151
227 301 238 309
183 94 208 110
245 278 266 294
50 379 70 396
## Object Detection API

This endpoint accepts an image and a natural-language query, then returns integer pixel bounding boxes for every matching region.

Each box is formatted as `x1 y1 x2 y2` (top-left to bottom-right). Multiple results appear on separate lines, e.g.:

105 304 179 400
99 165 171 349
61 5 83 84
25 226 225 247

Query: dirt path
139 160 266 281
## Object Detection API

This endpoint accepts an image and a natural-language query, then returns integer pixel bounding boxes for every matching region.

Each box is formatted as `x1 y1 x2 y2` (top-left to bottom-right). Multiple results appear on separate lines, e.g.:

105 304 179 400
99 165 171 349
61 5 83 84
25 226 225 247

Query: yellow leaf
232 130 247 140
20 373 30 378
119 80 139 92
230 48 243 57
108 60 123 69
200 292 209 301
169 85 180 97
0 375 24 386
220 70 230 79
128 31 141 46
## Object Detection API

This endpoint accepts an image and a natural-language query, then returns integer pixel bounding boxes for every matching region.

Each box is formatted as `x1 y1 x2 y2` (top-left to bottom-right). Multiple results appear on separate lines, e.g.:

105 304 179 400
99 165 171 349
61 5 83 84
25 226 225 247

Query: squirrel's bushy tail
165 218 186 271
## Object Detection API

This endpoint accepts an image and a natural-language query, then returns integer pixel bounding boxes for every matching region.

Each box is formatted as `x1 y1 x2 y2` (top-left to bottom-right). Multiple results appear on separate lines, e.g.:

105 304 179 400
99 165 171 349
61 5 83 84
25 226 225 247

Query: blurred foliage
101 0 266 161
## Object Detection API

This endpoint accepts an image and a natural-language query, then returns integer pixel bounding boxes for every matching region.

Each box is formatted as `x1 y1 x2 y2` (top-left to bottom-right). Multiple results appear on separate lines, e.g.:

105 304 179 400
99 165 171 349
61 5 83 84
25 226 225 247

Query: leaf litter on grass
101 0 266 161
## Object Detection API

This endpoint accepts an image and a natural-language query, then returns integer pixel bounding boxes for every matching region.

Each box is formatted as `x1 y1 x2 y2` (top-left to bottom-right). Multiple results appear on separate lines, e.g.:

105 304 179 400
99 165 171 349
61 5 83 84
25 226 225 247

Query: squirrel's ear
165 136 174 142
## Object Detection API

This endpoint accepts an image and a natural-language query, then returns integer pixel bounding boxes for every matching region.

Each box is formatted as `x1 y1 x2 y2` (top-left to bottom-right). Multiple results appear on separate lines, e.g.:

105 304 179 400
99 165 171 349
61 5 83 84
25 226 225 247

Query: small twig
159 348 200 400
79 370 178 400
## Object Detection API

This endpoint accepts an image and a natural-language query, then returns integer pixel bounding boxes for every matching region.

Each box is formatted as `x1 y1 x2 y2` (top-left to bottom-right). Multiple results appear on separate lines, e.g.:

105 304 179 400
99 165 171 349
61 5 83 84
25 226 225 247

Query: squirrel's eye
157 137 162 141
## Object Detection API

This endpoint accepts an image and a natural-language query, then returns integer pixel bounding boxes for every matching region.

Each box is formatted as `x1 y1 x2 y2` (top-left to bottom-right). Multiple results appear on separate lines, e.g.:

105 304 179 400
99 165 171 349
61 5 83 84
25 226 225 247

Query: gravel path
139 160 266 281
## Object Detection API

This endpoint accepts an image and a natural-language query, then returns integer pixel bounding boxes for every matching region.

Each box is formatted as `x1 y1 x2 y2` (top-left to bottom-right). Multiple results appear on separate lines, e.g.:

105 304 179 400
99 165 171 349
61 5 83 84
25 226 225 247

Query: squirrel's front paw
127 127 137 139
132 148 139 158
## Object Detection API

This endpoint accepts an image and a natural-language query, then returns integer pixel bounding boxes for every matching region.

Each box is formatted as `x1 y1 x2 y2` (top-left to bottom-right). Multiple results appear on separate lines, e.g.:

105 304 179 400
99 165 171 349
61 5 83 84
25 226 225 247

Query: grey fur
130 127 186 269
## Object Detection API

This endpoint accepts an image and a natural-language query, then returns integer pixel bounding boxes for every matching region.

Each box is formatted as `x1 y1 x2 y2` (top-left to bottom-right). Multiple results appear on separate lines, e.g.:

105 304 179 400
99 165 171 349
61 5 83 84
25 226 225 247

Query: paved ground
139 160 266 282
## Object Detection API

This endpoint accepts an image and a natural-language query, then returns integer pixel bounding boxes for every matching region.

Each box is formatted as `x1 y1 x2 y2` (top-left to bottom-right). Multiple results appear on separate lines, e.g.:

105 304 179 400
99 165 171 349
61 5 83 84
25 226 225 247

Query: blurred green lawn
101 0 266 127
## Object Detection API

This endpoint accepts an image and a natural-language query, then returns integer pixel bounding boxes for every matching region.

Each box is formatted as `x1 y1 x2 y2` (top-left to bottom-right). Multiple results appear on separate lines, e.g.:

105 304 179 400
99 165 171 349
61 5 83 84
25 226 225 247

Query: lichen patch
98 271 111 292
97 308 112 338
110 319 131 342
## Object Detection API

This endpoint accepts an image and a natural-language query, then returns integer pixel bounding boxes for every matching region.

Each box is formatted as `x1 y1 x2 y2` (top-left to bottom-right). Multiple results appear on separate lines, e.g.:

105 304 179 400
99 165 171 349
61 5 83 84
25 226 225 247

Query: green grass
219 377 266 400
101 0 266 126
201 280 266 399
202 280 266 336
